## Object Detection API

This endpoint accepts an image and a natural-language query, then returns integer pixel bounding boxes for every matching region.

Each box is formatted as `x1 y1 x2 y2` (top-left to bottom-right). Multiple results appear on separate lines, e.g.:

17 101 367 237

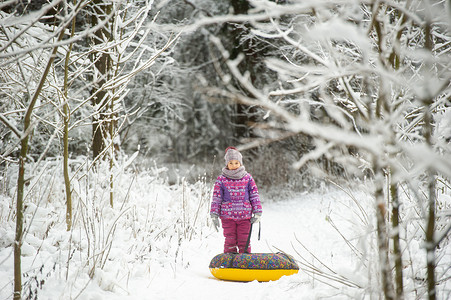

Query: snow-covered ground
0 162 450 299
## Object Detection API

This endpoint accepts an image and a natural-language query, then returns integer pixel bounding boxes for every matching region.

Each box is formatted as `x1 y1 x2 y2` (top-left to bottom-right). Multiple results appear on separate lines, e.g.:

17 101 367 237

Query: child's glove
211 214 220 231
250 212 262 224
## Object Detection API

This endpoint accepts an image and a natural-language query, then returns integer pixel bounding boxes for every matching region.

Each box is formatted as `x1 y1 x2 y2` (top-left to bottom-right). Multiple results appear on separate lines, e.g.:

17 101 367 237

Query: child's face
227 160 241 170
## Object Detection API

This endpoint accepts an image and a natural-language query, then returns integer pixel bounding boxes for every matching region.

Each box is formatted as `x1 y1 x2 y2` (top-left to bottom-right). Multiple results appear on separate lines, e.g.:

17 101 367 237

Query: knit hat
224 147 243 166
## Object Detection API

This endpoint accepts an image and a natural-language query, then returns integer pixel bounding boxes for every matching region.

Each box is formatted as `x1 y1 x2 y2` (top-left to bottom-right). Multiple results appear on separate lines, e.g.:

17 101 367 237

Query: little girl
210 147 262 253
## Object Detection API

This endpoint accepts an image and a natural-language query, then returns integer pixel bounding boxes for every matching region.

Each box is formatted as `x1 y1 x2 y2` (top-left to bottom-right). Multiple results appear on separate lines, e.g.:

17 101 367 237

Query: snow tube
209 252 299 282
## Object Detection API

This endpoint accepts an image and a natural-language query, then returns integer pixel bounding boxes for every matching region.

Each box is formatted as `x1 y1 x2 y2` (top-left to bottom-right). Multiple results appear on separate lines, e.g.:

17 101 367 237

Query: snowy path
109 189 366 300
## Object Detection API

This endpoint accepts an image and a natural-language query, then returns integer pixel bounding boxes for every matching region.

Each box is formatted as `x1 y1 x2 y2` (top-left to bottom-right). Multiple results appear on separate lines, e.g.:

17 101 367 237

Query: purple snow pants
221 219 251 253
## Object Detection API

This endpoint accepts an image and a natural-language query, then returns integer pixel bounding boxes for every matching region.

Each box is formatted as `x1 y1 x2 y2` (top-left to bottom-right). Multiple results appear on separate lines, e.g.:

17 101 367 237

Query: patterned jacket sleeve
210 177 223 216
248 175 262 214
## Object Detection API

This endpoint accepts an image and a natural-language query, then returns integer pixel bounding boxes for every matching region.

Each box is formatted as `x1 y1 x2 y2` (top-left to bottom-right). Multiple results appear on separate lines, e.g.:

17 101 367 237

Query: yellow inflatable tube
209 252 299 282
210 267 298 282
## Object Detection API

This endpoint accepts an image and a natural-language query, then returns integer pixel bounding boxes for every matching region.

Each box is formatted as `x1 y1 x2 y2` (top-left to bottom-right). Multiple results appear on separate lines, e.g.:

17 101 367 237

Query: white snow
0 162 450 299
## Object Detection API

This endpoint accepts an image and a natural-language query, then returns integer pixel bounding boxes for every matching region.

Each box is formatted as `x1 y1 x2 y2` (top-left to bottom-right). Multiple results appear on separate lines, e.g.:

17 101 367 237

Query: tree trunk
14 28 66 300
90 0 113 160
423 104 436 300
63 13 76 231
228 0 258 140
63 101 72 230
14 142 26 300
423 18 437 300
374 162 394 300
425 166 436 300
390 182 404 299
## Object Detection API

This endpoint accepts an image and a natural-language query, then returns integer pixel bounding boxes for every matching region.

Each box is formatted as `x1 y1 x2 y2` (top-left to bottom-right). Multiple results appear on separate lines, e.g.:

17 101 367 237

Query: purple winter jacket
210 173 262 220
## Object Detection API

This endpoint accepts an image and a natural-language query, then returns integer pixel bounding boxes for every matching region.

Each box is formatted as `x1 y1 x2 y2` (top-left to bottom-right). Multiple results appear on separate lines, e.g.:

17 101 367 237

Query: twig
293 234 362 288
294 233 337 274
0 113 22 138
327 217 364 261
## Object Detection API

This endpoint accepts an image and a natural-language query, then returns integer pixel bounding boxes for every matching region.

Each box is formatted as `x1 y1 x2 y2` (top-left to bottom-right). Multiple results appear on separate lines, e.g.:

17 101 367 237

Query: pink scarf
222 166 247 179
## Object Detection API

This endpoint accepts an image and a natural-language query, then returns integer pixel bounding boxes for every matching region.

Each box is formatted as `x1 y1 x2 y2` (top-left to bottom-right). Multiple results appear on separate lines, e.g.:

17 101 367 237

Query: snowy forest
0 0 450 299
